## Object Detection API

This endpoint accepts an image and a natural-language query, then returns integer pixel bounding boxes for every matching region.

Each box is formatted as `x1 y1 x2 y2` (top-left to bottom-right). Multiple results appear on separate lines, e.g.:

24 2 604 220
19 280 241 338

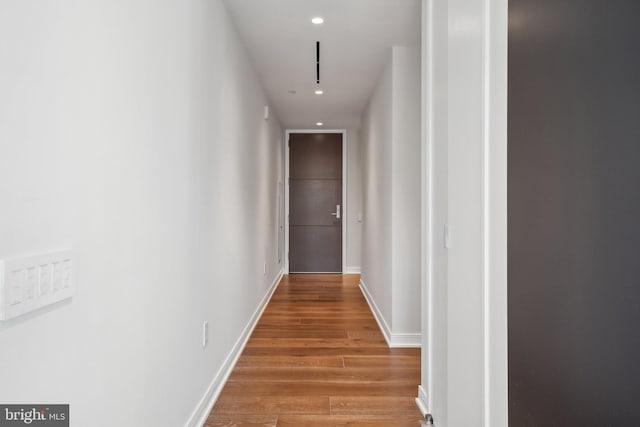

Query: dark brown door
289 133 342 273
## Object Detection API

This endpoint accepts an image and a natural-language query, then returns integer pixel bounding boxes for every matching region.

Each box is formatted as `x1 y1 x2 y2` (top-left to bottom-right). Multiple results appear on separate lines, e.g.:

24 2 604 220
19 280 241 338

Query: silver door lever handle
331 205 341 219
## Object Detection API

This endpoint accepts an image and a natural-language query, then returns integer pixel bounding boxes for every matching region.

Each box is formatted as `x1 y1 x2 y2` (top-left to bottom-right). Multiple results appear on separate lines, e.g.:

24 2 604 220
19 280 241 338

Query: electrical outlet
263 262 267 276
202 321 209 348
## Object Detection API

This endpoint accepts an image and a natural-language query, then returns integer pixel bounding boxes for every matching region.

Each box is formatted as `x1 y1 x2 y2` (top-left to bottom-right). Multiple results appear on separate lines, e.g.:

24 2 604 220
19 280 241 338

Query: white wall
360 46 421 346
0 1 283 426
361 56 394 331
391 47 422 336
417 0 508 426
345 128 363 274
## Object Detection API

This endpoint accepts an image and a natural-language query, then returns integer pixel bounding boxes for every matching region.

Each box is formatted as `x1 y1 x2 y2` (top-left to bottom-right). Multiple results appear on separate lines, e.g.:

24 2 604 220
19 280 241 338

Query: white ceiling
222 0 421 129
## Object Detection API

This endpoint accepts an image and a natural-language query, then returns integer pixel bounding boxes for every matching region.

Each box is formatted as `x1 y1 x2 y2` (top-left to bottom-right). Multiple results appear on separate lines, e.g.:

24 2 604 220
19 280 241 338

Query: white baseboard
344 266 361 274
359 279 422 348
415 385 429 417
359 279 392 346
391 332 422 348
185 269 284 427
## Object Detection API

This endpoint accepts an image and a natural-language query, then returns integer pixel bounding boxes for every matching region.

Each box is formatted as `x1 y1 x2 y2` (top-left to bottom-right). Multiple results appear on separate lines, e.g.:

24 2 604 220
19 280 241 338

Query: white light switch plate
202 321 209 348
444 224 452 249
0 250 74 320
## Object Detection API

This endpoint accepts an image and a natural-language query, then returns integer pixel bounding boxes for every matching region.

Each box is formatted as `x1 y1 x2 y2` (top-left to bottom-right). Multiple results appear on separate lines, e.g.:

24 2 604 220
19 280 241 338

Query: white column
417 0 508 426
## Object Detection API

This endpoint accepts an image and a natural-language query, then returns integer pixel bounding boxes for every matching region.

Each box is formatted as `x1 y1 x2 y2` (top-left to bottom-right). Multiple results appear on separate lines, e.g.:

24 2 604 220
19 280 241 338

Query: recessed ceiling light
316 122 324 126
311 17 324 25
315 89 323 95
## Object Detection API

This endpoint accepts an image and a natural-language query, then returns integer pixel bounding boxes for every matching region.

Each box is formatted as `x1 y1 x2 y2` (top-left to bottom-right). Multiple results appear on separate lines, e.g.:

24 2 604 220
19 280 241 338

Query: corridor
206 274 422 426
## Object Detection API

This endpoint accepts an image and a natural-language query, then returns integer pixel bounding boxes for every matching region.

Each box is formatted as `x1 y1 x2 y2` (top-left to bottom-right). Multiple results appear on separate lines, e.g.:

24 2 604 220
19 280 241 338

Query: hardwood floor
205 274 424 427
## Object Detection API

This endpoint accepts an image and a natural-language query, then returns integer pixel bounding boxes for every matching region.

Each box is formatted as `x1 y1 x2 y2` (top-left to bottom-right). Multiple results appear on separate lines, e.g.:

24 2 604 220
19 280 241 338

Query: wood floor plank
347 330 389 340
228 366 420 384
253 318 303 326
204 415 278 427
276 415 424 427
204 274 423 426
246 338 394 348
251 328 349 339
211 396 329 415
234 355 345 368
330 397 423 416
240 346 419 357
218 382 419 397
299 318 380 327
343 355 422 369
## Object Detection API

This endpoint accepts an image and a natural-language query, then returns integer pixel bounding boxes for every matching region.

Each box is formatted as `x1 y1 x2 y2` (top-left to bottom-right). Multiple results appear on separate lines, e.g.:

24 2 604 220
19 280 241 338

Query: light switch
9 270 23 306
444 224 452 249
25 268 37 301
0 250 74 320
203 321 209 348
63 260 72 289
52 262 62 292
39 264 51 295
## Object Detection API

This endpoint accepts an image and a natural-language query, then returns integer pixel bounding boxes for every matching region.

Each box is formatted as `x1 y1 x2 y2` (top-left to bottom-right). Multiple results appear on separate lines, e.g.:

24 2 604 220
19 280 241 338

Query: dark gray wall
508 1 640 425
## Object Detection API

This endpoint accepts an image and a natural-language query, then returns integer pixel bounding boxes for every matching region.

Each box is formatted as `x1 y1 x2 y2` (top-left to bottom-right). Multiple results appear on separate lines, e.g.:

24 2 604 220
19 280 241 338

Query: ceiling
222 0 421 129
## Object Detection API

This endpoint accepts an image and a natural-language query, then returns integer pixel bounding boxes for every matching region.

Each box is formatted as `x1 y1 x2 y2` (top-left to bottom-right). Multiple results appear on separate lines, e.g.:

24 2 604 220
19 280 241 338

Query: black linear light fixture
316 41 320 84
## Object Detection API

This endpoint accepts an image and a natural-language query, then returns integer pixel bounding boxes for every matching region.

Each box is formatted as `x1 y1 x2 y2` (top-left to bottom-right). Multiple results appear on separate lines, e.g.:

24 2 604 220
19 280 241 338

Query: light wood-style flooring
205 274 424 427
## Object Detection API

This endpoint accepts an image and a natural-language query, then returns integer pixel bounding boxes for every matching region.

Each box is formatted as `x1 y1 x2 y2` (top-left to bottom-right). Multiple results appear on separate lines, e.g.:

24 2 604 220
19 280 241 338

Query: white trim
284 129 348 274
359 279 420 348
420 0 435 414
344 266 361 275
420 0 439 417
284 131 290 273
343 130 348 274
390 333 422 348
418 0 509 425
185 269 284 427
482 1 492 425
359 279 392 346
486 0 509 426
415 385 429 417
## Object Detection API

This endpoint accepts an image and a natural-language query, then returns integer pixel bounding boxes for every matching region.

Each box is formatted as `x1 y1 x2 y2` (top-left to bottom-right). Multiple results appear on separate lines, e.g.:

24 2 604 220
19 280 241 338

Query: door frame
284 129 348 274
417 0 508 425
